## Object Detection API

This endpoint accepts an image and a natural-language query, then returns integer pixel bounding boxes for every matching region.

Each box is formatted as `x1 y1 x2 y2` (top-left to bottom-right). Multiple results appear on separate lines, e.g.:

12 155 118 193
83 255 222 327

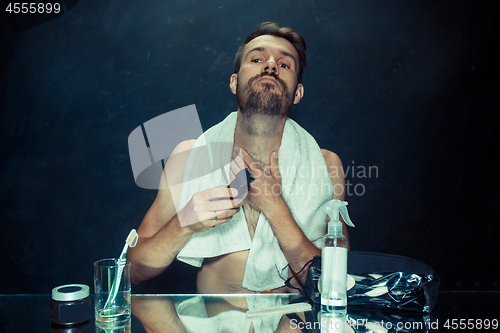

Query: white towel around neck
176 112 332 291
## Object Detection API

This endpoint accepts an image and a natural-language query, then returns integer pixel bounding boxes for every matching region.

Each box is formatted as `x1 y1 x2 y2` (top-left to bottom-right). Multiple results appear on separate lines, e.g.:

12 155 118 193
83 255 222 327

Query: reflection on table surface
0 292 498 332
130 294 429 333
132 294 306 333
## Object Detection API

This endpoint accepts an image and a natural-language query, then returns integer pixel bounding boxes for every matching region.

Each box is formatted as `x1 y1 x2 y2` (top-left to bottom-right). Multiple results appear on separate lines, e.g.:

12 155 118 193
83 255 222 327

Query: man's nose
262 60 278 75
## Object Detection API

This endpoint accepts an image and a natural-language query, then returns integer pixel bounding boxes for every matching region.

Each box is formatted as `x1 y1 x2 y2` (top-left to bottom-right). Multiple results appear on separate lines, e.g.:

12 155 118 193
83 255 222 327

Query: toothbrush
104 229 139 310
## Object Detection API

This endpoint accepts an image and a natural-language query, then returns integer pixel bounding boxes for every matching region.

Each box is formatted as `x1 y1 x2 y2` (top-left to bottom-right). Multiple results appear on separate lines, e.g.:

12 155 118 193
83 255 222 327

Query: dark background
1 0 498 295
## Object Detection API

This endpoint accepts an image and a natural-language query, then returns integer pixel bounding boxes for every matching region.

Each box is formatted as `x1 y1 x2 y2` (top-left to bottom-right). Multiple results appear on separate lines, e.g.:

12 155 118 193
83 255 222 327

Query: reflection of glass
95 319 131 333
94 259 131 328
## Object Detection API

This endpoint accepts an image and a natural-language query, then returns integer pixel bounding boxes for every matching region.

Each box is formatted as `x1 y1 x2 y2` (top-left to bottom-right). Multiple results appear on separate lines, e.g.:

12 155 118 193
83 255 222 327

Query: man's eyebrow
246 47 297 64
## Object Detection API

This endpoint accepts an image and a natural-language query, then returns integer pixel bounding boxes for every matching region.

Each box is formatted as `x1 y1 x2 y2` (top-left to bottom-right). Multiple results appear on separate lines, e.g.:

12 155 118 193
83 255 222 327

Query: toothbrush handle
104 254 127 309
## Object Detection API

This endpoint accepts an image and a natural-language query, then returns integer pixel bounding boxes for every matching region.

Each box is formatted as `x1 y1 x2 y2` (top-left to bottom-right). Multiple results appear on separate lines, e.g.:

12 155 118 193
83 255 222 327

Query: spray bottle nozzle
324 199 355 235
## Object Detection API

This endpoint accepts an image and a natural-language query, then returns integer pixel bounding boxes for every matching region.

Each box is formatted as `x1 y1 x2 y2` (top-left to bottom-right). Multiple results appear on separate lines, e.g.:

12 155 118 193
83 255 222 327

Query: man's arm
321 149 350 247
240 149 347 288
127 140 243 285
127 140 195 285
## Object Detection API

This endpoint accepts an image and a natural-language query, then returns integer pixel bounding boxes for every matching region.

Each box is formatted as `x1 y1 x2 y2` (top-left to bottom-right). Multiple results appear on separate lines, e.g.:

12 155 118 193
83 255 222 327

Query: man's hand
178 185 243 232
240 149 284 215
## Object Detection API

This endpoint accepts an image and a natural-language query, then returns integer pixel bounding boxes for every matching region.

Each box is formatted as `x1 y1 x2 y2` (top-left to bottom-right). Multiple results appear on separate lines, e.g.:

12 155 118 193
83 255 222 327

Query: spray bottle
321 199 355 316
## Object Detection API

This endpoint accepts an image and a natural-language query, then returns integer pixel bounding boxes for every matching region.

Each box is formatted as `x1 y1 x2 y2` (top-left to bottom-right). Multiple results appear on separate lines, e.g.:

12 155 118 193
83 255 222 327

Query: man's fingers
201 185 237 200
204 185 244 209
199 205 240 225
212 207 240 225
240 149 253 168
211 197 244 211
229 160 245 180
230 145 246 178
231 144 242 160
232 149 246 169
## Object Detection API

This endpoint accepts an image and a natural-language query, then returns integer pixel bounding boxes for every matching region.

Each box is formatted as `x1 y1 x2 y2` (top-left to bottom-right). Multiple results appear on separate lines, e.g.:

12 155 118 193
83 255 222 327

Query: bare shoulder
171 139 196 154
138 139 196 237
320 149 343 168
156 139 196 198
320 148 345 201
320 150 350 240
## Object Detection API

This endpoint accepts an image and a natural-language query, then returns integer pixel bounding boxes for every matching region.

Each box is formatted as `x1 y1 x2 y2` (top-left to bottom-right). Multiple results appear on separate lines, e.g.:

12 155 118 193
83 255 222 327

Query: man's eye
251 59 262 63
280 63 290 69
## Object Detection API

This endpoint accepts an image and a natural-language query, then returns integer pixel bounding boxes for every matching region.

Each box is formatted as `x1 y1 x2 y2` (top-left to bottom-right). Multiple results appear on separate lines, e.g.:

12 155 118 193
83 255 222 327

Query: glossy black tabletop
0 292 498 332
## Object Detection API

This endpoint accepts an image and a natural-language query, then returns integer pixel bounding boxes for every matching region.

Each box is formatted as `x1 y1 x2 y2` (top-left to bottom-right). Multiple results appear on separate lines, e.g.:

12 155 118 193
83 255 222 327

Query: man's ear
293 83 304 104
229 73 238 95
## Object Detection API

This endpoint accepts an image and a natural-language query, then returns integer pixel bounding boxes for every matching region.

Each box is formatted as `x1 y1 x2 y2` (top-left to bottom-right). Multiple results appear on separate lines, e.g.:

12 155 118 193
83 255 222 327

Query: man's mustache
248 72 286 88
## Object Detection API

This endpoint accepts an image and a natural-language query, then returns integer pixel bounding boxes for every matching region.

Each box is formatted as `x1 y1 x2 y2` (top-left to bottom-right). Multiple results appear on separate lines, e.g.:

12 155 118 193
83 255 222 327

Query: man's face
230 35 304 117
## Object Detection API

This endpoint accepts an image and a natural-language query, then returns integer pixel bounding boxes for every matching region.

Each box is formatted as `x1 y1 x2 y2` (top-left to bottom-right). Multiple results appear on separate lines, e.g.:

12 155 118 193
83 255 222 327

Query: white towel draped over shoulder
176 112 333 291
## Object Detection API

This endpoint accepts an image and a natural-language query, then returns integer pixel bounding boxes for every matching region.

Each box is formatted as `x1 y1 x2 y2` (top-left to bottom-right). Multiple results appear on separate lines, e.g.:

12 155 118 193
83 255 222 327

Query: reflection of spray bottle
321 199 355 316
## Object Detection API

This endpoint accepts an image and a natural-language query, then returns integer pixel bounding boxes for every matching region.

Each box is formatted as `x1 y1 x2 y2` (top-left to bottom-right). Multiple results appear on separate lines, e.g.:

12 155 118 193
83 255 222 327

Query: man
127 22 349 294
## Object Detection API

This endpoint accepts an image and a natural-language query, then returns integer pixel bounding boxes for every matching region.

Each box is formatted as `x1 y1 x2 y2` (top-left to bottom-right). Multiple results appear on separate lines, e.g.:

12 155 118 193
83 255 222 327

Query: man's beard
236 73 294 117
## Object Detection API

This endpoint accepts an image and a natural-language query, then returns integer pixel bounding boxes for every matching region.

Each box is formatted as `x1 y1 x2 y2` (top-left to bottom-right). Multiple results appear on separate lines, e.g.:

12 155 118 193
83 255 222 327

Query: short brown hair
233 22 307 83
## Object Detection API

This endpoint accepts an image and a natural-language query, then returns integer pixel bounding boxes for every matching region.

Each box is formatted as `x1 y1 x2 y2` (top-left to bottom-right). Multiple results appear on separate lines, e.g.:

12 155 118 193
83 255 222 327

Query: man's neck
234 110 286 167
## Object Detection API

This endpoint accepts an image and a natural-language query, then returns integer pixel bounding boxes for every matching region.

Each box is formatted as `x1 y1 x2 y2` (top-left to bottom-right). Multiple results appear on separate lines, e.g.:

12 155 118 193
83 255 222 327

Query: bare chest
242 202 260 240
